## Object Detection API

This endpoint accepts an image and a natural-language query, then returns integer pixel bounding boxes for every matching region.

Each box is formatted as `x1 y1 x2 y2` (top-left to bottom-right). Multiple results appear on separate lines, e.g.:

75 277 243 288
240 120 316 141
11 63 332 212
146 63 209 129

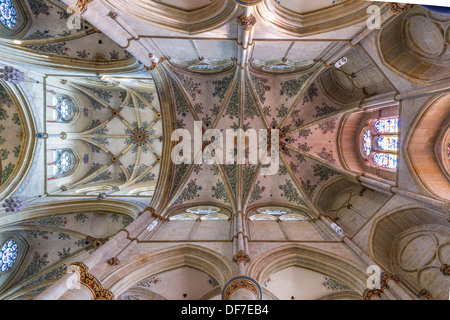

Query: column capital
65 262 114 300
363 288 382 300
237 13 257 31
222 276 262 300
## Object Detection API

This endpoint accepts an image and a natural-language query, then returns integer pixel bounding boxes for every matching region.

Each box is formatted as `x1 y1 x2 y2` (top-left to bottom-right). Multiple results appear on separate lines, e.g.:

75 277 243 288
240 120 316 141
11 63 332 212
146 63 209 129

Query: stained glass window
373 153 397 170
53 95 76 123
0 0 17 29
53 149 76 178
377 136 398 152
375 117 399 134
362 128 372 157
1 239 18 272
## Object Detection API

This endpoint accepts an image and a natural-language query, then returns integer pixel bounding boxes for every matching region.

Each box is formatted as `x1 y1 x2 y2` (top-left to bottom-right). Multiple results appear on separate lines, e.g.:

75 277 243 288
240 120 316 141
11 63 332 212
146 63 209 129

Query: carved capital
363 288 382 300
222 276 261 300
390 3 414 14
65 262 115 300
237 13 256 31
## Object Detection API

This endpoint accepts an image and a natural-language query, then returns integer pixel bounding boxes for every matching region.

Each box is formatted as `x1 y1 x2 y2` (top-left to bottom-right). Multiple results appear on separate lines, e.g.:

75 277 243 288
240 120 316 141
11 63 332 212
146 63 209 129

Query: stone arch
370 206 449 299
405 93 450 200
247 244 367 295
0 81 37 201
101 244 237 298
378 6 450 83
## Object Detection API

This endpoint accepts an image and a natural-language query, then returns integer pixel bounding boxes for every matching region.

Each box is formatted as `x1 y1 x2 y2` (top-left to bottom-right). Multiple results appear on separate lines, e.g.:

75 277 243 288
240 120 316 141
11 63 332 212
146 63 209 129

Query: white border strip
367 0 450 7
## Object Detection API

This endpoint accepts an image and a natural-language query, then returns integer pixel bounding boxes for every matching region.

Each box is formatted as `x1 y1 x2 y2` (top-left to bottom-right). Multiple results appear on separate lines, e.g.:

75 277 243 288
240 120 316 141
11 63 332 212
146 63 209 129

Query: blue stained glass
362 128 372 157
0 0 17 29
0 239 18 272
375 117 399 134
377 136 398 151
374 153 397 170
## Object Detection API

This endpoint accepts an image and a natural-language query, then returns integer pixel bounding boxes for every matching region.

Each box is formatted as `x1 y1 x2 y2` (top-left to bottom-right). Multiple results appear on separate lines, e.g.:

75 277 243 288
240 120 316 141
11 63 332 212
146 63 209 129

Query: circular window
53 149 77 178
0 239 18 272
53 95 76 123
0 0 17 29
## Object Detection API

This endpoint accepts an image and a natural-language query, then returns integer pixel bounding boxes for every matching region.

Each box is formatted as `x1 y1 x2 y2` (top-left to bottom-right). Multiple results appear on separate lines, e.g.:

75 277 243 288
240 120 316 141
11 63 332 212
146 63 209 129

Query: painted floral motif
137 276 161 288
303 83 319 105
277 104 289 119
25 230 49 239
225 82 239 118
223 164 237 197
175 180 201 205
57 248 71 260
297 143 311 152
318 119 336 134
298 128 312 138
22 266 65 289
263 277 273 287
280 73 311 98
213 75 233 101
300 179 317 198
22 216 67 228
279 180 306 206
212 181 230 203
173 71 201 100
170 163 190 197
314 103 340 118
122 216 133 227
20 252 49 281
74 213 88 222
250 74 270 104
243 165 256 195
244 82 259 118
312 163 339 181
321 277 351 291
316 148 337 165
26 0 50 16
172 80 190 115
248 181 265 204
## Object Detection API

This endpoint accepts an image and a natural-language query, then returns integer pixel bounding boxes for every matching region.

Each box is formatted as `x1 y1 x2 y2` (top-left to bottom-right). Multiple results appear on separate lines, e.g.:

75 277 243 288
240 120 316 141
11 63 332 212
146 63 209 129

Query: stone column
232 211 250 275
35 207 157 300
319 215 417 300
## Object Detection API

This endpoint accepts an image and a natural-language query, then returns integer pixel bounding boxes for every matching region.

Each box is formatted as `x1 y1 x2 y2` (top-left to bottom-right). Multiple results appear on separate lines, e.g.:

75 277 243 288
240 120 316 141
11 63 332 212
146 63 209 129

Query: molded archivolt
102 0 238 34
247 244 367 296
0 81 37 201
405 93 450 200
254 0 383 37
378 6 450 83
101 244 237 297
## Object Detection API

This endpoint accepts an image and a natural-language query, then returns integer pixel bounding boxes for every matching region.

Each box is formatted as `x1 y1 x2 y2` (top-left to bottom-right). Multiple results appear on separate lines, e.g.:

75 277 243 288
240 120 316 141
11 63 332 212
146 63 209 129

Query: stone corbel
237 13 257 31
232 250 250 265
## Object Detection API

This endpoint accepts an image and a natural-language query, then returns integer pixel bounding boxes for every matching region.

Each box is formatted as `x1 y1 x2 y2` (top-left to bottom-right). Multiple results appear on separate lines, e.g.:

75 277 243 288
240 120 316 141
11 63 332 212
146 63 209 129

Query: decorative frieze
65 262 115 300
222 276 262 300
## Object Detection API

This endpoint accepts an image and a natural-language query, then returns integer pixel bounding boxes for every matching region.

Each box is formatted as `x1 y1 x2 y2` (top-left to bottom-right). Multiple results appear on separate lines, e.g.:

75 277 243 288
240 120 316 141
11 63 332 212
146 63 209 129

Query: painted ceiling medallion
129 128 150 147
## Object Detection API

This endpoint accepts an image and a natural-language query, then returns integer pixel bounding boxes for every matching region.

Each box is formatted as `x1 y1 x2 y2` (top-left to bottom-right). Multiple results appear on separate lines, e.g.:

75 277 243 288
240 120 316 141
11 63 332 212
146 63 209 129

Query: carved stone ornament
237 13 257 31
222 276 262 300
108 257 120 266
390 3 414 14
363 289 382 300
65 262 115 300
441 264 450 276
232 250 250 265
70 0 94 14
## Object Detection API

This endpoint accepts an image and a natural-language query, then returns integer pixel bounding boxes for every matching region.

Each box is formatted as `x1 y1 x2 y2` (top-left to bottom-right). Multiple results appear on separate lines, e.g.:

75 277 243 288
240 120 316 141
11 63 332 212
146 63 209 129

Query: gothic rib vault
0 0 448 300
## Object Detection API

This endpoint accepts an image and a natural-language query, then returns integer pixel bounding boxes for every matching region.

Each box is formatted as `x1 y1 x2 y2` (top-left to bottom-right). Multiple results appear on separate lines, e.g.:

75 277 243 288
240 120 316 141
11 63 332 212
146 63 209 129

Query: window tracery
0 239 18 272
359 117 399 171
52 95 77 123
0 0 17 29
52 149 77 178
